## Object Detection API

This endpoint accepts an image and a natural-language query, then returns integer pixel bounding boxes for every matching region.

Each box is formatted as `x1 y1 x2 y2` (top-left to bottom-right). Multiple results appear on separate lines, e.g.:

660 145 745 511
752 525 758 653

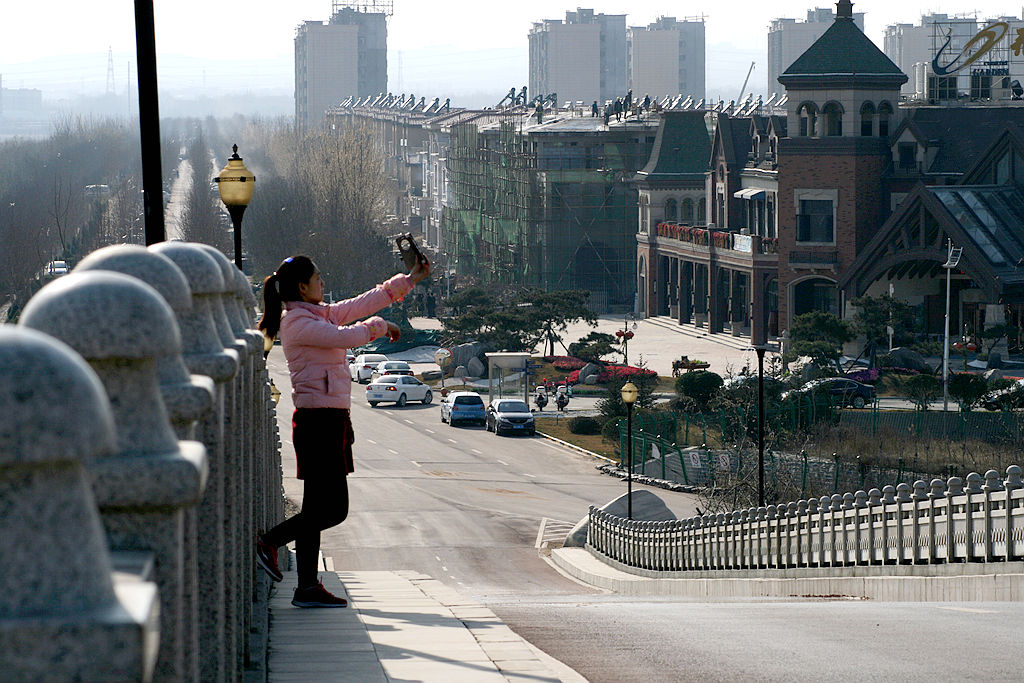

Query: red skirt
291 408 355 480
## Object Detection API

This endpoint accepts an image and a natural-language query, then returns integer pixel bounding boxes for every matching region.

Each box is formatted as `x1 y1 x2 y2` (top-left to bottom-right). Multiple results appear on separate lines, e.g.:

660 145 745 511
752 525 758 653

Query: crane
737 61 756 106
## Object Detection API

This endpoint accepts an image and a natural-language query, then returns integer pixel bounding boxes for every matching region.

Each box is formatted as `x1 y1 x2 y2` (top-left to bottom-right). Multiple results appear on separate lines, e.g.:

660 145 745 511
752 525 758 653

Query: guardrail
588 466 1024 572
0 242 283 682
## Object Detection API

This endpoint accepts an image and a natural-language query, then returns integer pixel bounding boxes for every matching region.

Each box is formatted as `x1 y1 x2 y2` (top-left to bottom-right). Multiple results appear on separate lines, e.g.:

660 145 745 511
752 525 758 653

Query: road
267 349 1024 682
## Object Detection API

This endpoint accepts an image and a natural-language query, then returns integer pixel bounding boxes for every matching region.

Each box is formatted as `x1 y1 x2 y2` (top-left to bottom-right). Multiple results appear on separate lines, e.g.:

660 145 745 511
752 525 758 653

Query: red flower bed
597 365 658 383
543 355 587 371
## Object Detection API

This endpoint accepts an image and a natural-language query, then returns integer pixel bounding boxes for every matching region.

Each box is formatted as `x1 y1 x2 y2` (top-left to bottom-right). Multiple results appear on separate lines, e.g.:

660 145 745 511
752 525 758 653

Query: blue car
440 391 486 427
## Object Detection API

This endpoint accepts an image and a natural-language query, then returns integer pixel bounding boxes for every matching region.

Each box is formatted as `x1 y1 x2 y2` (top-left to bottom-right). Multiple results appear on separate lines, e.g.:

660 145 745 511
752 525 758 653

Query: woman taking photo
255 254 429 607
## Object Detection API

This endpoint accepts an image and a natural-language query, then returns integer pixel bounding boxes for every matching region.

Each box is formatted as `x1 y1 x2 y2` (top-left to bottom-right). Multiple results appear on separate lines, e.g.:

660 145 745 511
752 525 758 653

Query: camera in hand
395 233 428 271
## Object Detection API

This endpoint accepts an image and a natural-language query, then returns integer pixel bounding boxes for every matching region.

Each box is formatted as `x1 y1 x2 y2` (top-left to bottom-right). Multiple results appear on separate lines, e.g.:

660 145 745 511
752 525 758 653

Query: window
798 102 818 137
860 102 875 137
796 199 834 243
823 102 843 136
681 198 694 222
665 198 677 221
878 102 893 138
697 197 707 225
898 143 916 170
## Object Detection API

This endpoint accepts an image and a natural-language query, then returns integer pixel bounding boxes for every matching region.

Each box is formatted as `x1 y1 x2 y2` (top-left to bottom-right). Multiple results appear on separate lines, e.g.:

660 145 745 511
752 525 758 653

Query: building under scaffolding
444 109 658 311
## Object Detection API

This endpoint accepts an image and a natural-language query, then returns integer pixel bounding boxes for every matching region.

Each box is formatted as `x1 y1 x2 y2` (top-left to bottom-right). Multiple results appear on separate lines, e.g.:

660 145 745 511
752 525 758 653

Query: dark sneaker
255 536 283 582
292 582 348 608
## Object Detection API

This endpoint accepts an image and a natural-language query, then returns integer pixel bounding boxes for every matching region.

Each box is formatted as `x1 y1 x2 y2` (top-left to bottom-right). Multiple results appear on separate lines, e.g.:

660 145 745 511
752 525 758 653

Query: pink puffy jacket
279 273 413 409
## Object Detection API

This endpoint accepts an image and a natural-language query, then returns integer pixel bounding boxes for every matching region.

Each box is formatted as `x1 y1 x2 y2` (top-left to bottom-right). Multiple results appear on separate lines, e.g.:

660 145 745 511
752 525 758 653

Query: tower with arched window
775 0 908 333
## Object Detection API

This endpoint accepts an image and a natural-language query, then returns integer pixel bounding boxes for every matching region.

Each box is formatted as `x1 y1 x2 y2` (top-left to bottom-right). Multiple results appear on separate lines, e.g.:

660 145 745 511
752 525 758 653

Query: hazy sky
0 1 1017 106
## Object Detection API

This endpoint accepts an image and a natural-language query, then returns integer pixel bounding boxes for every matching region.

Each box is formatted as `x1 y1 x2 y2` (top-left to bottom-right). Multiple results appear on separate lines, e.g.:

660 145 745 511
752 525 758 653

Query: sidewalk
266 552 570 682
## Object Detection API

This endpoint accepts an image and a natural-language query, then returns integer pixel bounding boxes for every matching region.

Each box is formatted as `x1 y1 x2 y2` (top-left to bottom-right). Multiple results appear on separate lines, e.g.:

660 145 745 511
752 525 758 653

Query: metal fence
587 466 1024 572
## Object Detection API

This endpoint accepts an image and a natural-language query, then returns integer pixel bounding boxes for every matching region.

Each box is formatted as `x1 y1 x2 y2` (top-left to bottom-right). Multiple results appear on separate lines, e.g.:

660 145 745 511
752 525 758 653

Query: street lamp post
755 345 767 506
620 381 639 519
618 312 637 365
942 240 962 412
214 145 256 271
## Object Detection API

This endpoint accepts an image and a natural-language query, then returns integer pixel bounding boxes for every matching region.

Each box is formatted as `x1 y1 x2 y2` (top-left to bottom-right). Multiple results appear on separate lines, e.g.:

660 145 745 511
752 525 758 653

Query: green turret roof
779 3 906 88
635 111 712 181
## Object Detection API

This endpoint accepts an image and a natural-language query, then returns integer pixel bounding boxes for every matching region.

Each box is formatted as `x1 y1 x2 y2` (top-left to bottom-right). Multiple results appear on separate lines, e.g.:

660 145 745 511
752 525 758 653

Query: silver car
485 399 535 436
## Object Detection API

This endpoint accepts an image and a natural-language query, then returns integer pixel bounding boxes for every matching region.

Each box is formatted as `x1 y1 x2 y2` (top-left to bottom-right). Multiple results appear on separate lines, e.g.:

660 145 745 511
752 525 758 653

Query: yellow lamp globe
620 381 639 405
215 144 255 207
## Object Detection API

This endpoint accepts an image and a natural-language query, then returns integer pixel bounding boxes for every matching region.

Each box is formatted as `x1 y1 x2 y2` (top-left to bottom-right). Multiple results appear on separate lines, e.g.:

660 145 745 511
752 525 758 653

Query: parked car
365 374 432 407
346 351 355 366
981 379 1024 411
372 360 414 378
46 260 69 276
351 353 388 383
440 391 486 427
782 377 876 409
485 399 536 436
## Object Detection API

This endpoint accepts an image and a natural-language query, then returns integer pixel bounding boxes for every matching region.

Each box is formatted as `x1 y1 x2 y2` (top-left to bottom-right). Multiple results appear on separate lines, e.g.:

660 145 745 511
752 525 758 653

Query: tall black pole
626 402 633 520
228 205 246 270
134 0 165 245
756 346 766 507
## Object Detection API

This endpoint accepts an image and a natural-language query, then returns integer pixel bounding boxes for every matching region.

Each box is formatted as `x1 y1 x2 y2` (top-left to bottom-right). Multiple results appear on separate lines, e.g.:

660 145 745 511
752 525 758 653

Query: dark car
485 399 536 436
783 377 876 409
981 379 1024 411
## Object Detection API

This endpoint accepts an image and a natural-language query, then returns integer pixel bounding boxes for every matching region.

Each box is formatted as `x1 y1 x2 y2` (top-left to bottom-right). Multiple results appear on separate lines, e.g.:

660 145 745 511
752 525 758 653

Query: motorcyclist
533 385 548 411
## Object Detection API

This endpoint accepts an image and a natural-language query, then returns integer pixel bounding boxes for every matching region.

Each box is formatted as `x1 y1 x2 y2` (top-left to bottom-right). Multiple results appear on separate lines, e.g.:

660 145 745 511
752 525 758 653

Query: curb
536 430 616 463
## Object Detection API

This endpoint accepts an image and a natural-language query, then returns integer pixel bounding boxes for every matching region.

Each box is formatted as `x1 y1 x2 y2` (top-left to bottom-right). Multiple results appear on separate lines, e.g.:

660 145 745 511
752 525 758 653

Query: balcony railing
656 222 778 255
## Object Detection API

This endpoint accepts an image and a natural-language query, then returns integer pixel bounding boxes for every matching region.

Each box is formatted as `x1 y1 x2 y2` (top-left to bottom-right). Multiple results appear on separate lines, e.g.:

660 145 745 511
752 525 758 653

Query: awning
733 188 766 200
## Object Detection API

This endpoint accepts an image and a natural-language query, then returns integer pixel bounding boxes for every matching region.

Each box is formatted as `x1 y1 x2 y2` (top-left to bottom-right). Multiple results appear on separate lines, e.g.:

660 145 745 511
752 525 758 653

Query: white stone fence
0 243 284 682
588 467 1024 572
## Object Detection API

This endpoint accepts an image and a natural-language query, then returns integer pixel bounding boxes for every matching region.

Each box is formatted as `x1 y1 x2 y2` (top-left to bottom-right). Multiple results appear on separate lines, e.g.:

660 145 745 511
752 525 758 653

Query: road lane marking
367 439 377 445
522 472 536 478
447 438 458 443
411 461 422 467
497 459 509 466
425 429 435 434
388 449 398 455
935 606 998 614
471 449 483 455
403 419 413 424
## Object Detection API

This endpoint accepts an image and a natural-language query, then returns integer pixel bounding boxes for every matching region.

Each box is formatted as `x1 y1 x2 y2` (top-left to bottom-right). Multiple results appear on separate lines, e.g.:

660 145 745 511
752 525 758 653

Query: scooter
533 391 548 412
555 389 569 412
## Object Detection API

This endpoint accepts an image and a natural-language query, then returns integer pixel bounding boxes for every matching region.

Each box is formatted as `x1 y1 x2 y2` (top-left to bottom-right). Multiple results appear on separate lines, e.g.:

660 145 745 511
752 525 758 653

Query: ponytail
258 273 283 339
257 255 317 341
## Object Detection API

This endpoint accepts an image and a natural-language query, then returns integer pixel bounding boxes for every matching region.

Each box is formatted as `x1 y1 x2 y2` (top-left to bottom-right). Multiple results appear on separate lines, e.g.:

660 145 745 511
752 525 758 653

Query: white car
47 260 69 276
351 353 388 383
372 360 414 378
365 375 432 407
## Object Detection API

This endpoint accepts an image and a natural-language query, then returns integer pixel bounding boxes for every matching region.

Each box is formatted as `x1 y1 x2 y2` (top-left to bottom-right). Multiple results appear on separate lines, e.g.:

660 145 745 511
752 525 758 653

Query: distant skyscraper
768 7 865 93
529 8 627 105
628 16 705 100
294 1 390 129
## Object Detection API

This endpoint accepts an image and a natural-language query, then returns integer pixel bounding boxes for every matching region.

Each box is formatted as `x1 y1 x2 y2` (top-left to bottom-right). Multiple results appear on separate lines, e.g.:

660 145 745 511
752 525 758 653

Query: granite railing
0 242 284 682
588 467 1024 572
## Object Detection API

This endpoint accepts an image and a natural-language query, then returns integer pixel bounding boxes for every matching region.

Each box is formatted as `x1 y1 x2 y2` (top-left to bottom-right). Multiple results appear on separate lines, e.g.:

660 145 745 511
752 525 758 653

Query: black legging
263 475 349 588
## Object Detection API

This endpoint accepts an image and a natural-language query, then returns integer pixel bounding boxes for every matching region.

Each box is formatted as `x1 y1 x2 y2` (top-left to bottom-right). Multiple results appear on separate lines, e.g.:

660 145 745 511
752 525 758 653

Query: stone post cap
196 244 233 291
235 266 257 307
150 241 224 295
75 245 192 313
0 326 115 465
19 272 180 361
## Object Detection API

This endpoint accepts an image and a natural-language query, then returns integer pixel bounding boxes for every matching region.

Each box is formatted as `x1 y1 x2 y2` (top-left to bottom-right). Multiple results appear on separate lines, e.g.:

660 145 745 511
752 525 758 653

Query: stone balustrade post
74 245 215 681
20 272 207 683
151 241 239 683
0 326 160 682
196 244 253 673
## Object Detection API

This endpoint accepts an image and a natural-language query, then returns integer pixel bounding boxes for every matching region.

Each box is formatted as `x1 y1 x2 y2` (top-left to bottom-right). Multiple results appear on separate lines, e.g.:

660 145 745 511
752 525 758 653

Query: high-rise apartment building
627 16 705 100
529 8 627 105
295 1 389 129
768 7 864 93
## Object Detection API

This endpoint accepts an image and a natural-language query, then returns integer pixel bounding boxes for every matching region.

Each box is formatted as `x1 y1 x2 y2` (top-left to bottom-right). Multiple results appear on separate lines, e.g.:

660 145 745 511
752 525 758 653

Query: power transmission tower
106 46 115 95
